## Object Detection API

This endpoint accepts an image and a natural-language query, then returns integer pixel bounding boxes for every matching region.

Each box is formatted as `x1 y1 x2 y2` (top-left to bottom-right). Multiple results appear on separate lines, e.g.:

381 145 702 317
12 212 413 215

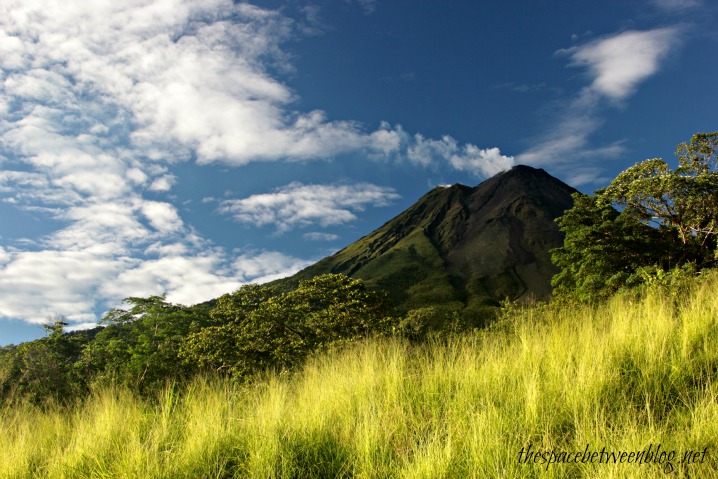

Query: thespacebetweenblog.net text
518 443 710 474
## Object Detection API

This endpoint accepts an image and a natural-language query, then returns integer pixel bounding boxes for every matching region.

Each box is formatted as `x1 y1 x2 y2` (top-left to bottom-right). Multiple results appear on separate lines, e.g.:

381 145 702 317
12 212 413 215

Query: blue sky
1 0 716 345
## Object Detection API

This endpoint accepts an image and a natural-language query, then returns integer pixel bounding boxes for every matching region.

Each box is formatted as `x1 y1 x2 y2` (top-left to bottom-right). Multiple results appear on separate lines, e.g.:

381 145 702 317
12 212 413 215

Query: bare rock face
274 165 577 324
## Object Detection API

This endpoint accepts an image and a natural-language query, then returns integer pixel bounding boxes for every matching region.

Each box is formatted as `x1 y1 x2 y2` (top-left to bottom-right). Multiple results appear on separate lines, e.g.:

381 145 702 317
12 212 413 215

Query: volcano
273 165 577 324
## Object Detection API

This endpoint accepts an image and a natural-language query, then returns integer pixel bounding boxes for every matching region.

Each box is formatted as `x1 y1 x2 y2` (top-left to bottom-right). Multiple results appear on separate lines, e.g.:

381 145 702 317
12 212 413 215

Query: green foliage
553 131 718 301
395 307 439 340
395 307 473 340
79 295 212 393
1 275 396 403
179 285 278 377
602 132 718 263
551 193 672 301
181 274 395 380
0 318 88 405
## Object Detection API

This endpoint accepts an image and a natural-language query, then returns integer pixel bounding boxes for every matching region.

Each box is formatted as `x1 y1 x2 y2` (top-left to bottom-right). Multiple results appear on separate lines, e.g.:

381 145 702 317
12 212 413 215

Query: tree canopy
552 132 718 300
180 274 395 379
0 274 398 405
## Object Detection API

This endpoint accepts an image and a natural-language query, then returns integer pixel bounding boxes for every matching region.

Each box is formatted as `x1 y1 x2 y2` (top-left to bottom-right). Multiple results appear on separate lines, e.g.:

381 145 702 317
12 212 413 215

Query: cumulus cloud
375 126 512 176
219 182 400 233
0 0 333 325
0 249 124 324
408 135 513 177
518 28 681 183
99 252 245 307
0 236 310 324
148 174 177 192
0 0 506 174
233 251 314 284
0 0 507 326
0 0 382 176
140 201 184 234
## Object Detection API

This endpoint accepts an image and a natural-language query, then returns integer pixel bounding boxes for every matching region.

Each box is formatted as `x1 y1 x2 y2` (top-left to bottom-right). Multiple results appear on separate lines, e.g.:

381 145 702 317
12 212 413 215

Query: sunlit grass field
2 274 718 478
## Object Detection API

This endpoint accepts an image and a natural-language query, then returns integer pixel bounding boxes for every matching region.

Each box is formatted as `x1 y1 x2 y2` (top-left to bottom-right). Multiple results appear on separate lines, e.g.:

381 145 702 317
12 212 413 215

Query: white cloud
148 174 176 192
408 135 456 168
219 182 401 233
448 145 515 177
0 240 310 324
0 0 509 327
0 0 506 174
563 28 679 101
0 0 316 326
0 171 49 193
100 252 245 307
0 249 122 324
518 28 681 181
140 201 184 234
408 134 513 176
126 168 149 186
303 232 340 241
233 251 314 284
51 210 143 255
368 122 407 157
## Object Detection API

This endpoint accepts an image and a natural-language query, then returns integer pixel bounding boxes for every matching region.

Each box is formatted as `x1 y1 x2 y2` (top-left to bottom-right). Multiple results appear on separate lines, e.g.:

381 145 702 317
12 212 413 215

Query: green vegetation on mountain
274 165 577 326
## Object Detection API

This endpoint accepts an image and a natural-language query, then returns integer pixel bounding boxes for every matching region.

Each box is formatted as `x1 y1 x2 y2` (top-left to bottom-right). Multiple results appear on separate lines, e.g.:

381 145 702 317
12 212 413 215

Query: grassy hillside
2 273 717 478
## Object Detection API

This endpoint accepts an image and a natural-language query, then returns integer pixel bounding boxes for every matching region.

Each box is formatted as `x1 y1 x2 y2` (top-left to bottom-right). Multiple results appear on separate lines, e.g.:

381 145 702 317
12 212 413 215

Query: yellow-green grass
2 275 718 478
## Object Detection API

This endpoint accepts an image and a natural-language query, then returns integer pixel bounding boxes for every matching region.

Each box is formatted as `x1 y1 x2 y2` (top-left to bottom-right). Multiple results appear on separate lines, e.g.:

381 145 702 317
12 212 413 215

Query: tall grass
2 274 718 478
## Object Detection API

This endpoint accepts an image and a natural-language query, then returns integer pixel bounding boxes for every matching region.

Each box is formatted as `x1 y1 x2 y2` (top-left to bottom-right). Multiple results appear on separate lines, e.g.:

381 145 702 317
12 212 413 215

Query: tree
180 274 395 379
179 284 277 377
0 317 88 405
552 132 718 301
80 295 211 392
551 193 672 301
600 132 718 265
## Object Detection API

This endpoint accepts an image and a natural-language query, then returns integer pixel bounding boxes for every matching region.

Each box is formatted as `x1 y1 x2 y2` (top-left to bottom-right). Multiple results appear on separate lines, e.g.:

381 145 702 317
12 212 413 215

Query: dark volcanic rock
273 165 577 322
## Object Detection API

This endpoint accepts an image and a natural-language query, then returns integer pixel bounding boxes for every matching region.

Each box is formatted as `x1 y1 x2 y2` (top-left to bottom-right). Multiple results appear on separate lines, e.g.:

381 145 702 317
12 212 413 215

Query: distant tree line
1 274 453 405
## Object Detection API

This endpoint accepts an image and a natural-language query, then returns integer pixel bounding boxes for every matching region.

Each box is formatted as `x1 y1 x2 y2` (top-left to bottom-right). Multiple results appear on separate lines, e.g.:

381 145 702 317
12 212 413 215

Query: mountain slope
274 165 577 323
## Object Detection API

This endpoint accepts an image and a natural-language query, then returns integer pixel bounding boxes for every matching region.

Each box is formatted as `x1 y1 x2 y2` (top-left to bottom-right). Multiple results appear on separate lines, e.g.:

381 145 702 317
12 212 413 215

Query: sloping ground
275 165 577 323
5 273 717 478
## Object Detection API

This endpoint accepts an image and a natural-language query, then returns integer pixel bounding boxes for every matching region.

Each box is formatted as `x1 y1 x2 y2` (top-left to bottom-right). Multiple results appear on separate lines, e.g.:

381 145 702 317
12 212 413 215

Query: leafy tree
601 132 718 265
0 344 18 400
551 193 672 301
180 274 395 379
80 295 211 392
0 317 88 405
395 307 439 340
552 132 718 301
179 284 277 377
